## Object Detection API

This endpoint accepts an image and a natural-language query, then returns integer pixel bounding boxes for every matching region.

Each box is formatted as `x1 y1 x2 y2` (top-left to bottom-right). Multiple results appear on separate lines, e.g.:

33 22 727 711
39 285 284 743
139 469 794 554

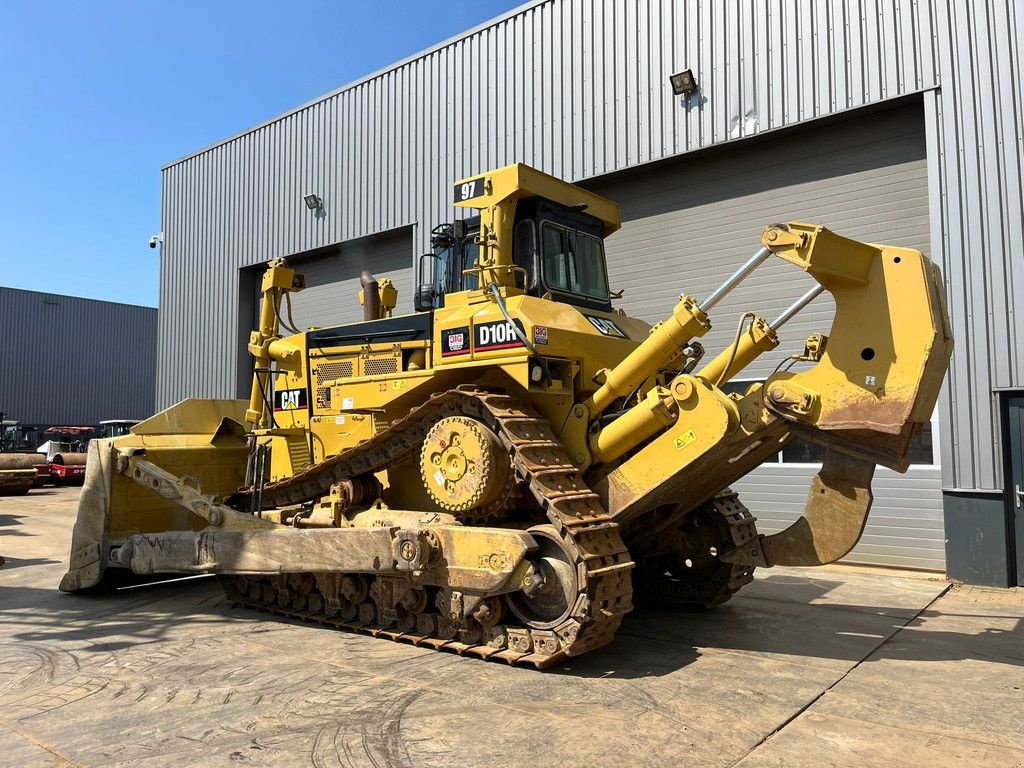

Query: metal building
0 287 157 425
156 0 1024 586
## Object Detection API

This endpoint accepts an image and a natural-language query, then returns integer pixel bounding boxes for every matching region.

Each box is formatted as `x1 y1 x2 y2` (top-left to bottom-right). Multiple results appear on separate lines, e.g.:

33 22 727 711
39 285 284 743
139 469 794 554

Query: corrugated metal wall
584 100 930 379
926 2 1024 491
158 0 1024 497
0 287 157 424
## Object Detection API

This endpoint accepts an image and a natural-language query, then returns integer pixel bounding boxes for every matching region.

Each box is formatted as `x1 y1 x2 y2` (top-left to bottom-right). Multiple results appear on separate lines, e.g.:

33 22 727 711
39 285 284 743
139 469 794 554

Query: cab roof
454 163 621 236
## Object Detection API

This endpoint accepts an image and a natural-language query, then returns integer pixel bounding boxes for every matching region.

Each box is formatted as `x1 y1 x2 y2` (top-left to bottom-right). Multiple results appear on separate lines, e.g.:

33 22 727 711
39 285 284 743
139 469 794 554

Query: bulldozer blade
60 398 252 593
721 449 875 567
59 440 112 591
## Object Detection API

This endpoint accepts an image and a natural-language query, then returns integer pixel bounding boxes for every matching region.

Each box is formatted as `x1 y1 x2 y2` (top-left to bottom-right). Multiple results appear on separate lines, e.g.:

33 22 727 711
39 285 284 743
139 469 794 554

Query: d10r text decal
475 319 526 352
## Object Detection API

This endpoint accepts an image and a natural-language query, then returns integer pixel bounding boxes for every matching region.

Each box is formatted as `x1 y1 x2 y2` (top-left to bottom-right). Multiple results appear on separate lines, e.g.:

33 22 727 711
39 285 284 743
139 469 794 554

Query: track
223 389 634 668
631 490 757 609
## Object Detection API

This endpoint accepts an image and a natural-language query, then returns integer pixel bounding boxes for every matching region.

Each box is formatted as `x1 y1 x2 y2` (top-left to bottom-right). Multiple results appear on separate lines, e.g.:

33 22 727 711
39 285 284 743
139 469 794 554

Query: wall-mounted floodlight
303 193 323 210
669 69 698 96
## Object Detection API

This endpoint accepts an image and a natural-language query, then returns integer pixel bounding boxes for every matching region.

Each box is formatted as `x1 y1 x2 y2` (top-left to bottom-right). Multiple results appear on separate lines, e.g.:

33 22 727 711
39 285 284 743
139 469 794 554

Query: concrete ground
1 487 1022 768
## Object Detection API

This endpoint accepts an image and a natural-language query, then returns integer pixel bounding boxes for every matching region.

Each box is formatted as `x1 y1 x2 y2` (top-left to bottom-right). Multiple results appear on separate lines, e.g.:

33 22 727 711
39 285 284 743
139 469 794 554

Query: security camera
149 232 163 249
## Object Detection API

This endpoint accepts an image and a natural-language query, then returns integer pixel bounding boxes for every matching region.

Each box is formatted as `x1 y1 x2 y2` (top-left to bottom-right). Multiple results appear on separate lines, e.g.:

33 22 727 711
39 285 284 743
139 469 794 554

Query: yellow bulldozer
60 164 952 667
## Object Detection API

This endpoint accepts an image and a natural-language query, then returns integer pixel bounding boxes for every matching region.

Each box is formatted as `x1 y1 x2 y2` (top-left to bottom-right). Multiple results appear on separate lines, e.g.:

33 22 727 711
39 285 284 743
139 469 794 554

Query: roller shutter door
583 100 944 571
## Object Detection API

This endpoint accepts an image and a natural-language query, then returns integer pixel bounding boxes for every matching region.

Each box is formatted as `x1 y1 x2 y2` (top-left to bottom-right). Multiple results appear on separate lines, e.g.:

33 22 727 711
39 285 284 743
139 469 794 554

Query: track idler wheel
420 416 515 521
506 525 579 630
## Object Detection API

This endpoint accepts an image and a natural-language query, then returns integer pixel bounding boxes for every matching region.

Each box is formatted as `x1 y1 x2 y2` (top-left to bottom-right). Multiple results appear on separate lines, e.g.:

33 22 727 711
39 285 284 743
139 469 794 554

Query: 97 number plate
454 177 485 202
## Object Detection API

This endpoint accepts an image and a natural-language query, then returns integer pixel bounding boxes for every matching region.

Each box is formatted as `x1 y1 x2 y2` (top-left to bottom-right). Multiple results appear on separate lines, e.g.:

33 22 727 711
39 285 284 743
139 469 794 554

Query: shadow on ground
0 556 63 570
1 572 1019 680
0 578 238 652
0 514 35 536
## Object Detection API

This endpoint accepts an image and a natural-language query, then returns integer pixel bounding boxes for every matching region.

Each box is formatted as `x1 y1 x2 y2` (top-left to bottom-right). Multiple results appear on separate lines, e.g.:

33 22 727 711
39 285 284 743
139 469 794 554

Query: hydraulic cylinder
590 387 678 463
697 317 779 386
584 295 709 416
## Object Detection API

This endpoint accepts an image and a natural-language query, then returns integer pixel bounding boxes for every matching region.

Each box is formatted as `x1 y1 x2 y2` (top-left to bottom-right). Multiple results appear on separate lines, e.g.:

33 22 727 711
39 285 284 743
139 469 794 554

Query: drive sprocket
419 415 516 522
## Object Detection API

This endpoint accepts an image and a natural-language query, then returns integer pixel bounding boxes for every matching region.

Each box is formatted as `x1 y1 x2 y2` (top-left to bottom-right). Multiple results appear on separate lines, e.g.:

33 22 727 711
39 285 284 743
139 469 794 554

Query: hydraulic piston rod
583 294 710 416
697 285 825 386
770 285 824 330
246 260 304 427
594 286 826 461
699 246 771 312
583 244 781 417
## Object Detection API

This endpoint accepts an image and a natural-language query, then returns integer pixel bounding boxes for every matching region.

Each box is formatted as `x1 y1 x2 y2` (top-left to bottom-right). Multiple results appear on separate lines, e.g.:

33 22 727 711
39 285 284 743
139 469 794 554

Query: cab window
462 241 480 290
431 248 451 300
541 222 609 300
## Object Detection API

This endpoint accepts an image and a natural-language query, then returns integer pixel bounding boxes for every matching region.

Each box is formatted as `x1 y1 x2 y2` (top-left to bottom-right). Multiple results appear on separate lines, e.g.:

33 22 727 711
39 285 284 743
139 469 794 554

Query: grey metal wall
924 4 1023 492
0 287 157 425
158 0 1024 502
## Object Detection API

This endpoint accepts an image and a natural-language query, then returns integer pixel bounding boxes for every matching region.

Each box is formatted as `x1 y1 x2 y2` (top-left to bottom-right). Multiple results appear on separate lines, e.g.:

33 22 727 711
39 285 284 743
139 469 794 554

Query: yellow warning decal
673 430 697 450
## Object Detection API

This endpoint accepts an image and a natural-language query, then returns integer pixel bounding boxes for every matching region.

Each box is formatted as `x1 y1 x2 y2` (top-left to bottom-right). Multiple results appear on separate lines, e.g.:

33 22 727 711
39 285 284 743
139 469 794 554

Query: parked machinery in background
36 427 93 486
0 420 48 492
0 422 139 492
61 164 951 668
98 420 139 440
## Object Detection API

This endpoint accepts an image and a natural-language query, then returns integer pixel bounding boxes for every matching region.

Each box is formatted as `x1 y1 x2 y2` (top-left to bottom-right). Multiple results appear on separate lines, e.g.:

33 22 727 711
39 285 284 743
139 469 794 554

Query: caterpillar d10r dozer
61 164 952 668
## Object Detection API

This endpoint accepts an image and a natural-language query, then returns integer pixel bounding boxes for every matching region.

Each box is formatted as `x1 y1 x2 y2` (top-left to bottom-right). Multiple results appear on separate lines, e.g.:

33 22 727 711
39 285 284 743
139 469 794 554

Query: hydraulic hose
714 312 756 387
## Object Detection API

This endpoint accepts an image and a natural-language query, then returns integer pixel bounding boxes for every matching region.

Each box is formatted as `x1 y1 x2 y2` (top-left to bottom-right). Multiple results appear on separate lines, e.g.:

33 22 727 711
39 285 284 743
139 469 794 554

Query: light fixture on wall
303 193 323 210
669 69 698 96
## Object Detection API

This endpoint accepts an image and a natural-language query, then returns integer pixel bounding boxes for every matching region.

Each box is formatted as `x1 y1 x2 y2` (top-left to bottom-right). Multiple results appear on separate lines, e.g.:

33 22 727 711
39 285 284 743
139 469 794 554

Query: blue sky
0 1 522 307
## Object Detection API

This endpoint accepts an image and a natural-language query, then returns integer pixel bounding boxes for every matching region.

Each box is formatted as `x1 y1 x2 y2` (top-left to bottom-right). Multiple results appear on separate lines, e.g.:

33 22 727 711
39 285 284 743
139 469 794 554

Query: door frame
1002 391 1024 586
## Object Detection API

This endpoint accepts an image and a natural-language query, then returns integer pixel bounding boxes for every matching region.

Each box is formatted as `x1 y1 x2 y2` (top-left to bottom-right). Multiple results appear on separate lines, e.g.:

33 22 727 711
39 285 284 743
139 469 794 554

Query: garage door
583 99 944 571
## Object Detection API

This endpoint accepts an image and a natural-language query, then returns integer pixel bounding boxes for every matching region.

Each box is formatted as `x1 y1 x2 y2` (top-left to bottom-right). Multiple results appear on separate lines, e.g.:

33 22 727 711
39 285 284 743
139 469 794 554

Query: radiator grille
315 387 331 410
364 356 399 377
316 360 354 382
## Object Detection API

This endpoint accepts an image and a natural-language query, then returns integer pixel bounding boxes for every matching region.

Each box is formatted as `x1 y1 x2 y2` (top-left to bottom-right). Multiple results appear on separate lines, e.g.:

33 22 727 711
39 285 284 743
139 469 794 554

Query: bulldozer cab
415 172 616 313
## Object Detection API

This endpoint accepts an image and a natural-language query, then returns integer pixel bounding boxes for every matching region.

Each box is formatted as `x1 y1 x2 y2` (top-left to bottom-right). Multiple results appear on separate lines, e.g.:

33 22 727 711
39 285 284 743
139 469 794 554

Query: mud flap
59 440 113 592
721 449 876 567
